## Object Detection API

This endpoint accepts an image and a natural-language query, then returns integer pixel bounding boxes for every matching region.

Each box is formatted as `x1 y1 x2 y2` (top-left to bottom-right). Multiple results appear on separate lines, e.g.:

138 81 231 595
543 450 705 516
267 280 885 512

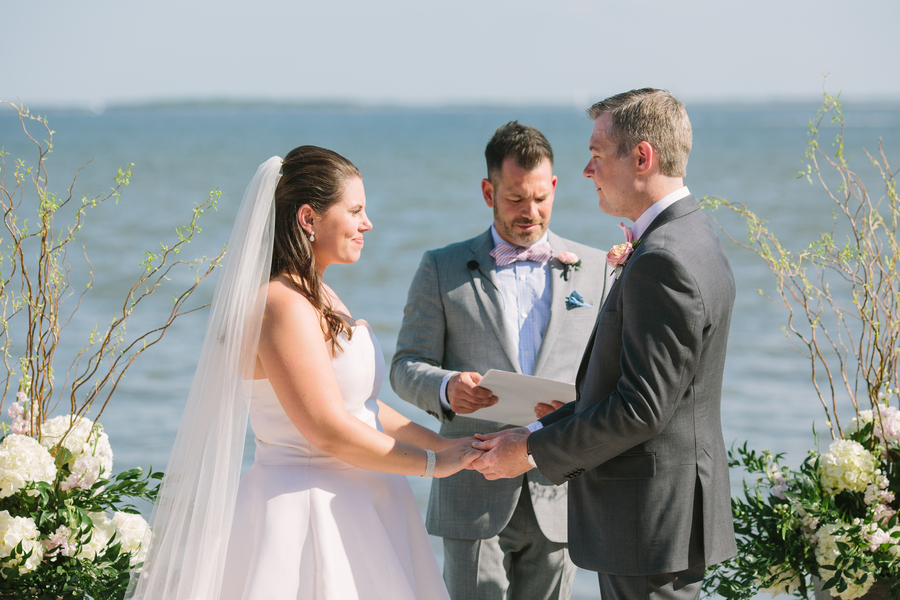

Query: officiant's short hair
588 88 692 178
485 121 554 184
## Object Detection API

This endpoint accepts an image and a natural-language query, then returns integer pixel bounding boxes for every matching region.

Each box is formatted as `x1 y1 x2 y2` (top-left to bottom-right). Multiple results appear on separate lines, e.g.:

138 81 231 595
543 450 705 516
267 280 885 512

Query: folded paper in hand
474 369 576 426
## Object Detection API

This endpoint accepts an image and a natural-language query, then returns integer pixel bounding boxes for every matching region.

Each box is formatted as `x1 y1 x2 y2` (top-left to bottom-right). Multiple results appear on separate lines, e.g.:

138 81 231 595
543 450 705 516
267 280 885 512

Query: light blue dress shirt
439 225 552 409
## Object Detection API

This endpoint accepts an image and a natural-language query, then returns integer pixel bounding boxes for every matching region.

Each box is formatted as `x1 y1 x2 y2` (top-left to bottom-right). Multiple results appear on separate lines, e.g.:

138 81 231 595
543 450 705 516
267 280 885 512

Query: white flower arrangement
0 510 42 576
0 434 57 498
0 404 158 595
0 102 207 598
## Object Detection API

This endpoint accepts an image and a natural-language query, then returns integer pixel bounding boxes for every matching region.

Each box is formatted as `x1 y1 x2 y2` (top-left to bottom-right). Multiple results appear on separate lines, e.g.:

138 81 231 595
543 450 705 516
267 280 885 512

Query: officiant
390 121 611 600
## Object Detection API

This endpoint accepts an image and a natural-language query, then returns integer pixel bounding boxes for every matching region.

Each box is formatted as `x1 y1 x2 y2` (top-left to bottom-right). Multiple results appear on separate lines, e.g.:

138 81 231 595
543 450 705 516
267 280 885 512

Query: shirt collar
490 224 549 249
630 186 690 241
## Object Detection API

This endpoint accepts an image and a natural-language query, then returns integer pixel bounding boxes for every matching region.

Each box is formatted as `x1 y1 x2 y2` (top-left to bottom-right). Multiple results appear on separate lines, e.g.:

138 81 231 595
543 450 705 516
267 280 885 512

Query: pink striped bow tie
490 241 553 266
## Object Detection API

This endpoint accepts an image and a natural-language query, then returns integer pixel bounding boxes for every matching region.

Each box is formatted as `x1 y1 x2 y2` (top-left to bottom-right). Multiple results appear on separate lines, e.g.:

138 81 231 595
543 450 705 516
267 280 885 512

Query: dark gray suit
391 228 610 598
530 196 737 579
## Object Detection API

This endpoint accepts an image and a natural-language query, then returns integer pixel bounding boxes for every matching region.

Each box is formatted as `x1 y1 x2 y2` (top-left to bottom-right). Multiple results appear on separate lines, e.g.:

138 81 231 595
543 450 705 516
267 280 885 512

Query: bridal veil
127 157 281 600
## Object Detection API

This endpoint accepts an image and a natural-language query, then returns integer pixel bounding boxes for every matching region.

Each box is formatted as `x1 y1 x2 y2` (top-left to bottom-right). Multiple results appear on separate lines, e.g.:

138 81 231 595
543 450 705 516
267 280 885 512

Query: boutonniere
565 290 592 310
607 222 642 278
556 251 582 281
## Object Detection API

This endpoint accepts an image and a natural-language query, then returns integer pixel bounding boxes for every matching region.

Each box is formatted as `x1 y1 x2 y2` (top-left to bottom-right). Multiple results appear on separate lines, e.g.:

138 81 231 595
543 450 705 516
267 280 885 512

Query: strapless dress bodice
248 321 385 467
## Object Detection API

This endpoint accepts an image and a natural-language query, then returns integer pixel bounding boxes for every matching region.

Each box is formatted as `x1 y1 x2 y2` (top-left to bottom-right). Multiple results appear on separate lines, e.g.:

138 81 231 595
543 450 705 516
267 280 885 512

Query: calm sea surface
2 102 900 598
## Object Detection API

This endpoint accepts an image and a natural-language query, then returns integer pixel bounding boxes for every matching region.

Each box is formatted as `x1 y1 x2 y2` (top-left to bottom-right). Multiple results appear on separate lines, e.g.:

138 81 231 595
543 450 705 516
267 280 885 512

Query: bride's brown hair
271 145 362 352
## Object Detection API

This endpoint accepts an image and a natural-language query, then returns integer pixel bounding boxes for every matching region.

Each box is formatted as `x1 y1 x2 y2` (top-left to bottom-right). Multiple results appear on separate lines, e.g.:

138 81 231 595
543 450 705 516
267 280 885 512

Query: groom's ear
634 141 655 176
481 178 495 208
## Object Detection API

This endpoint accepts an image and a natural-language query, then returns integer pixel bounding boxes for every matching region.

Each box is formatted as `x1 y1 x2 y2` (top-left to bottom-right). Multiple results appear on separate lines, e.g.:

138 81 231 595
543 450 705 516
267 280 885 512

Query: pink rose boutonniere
557 251 582 281
607 222 641 278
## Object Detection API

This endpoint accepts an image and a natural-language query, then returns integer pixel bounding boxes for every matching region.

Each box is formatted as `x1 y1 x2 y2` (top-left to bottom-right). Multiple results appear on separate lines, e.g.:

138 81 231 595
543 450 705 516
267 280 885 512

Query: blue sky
4 0 899 108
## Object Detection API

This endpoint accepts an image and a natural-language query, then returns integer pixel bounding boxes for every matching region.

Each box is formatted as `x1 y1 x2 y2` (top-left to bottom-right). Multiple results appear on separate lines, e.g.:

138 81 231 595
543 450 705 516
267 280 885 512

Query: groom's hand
447 372 498 414
471 431 531 480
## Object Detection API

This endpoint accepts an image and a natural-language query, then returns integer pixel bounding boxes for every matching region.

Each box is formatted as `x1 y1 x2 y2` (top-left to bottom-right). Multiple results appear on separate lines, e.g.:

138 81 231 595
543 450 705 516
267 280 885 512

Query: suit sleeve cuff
439 372 458 411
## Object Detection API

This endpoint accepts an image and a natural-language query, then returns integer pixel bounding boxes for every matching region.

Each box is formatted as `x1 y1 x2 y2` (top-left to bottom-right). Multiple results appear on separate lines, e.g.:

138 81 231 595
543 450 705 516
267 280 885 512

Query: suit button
564 469 584 481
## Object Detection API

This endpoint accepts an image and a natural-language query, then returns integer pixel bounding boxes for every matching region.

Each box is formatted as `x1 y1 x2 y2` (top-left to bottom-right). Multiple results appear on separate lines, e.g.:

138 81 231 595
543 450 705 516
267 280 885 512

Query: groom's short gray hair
588 89 692 178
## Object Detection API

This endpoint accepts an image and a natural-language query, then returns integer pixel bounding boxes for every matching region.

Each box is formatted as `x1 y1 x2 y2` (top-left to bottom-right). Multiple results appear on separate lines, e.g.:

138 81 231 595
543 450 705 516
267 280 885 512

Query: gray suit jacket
531 196 737 574
391 228 609 542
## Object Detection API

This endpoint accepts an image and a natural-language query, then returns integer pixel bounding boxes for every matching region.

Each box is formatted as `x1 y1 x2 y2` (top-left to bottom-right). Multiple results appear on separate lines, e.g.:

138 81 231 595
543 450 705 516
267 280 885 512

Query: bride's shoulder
265 276 316 320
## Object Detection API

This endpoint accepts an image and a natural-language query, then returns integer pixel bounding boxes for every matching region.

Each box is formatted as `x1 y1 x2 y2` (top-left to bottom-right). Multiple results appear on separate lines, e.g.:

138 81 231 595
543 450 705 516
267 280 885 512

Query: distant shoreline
3 96 900 115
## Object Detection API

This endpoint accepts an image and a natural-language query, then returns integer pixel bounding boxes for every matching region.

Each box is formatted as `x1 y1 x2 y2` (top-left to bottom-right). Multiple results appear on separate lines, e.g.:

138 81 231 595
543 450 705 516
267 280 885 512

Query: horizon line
3 93 900 115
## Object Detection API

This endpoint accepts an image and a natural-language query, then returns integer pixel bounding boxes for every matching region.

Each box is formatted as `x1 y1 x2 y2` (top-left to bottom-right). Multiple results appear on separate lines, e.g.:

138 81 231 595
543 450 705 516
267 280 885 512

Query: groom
473 89 737 600
391 121 609 600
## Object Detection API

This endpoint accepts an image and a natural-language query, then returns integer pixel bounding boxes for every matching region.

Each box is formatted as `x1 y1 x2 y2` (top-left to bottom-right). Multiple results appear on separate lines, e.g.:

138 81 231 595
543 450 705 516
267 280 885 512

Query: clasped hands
447 371 563 480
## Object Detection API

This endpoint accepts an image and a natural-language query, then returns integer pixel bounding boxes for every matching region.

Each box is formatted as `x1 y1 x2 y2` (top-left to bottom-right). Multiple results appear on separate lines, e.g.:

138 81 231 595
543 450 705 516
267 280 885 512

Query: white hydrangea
112 512 151 565
819 440 877 495
0 434 57 497
0 510 42 575
41 415 113 490
847 406 900 445
75 512 117 561
815 523 875 599
759 563 803 597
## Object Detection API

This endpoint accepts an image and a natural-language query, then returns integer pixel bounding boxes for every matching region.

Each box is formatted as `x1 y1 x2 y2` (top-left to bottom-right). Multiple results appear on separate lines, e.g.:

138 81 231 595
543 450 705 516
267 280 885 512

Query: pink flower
43 525 75 559
607 243 634 268
556 252 582 281
7 400 31 435
607 222 640 271
866 527 893 552
7 402 23 421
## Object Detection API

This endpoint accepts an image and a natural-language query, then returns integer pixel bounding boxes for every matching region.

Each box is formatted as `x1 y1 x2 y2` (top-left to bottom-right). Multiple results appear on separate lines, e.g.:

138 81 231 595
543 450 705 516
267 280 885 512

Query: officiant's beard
493 208 548 247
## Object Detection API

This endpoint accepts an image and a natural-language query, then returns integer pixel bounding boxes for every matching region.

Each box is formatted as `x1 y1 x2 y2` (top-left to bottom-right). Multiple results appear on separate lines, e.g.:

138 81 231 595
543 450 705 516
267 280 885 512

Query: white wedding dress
219 321 449 600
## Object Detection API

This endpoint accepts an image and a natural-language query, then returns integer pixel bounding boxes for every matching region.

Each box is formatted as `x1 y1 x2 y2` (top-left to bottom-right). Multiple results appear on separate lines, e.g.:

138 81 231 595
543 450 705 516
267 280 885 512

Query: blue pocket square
565 290 592 310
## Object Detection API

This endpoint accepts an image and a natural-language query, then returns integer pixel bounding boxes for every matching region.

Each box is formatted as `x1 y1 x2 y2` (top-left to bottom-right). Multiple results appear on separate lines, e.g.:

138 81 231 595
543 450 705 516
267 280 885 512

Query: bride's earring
309 229 315 242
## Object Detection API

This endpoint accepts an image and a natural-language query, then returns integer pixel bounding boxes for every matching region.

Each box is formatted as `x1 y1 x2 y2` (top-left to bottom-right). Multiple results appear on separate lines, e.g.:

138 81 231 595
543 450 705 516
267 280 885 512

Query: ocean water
2 101 899 598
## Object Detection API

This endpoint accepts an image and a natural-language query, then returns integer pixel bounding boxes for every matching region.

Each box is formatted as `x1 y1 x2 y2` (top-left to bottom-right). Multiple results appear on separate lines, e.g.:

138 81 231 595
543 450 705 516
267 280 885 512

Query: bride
127 147 481 600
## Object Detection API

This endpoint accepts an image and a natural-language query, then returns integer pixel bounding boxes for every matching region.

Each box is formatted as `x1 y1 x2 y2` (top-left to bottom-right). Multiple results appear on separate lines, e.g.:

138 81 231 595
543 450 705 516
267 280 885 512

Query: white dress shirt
630 186 690 241
440 225 552 410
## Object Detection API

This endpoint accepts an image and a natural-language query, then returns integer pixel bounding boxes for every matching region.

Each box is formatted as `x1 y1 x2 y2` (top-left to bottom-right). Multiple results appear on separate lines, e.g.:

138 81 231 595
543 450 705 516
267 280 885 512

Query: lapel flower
607 223 641 278
556 251 582 281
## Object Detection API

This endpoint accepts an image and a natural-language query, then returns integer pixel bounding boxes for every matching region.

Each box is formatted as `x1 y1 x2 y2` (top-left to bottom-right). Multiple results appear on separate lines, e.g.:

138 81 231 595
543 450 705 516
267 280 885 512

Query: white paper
473 369 576 426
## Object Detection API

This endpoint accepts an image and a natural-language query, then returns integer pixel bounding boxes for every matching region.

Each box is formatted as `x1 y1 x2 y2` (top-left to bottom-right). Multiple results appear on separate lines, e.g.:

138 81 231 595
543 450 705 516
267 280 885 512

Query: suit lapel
573 196 700 396
532 231 574 376
467 230 521 373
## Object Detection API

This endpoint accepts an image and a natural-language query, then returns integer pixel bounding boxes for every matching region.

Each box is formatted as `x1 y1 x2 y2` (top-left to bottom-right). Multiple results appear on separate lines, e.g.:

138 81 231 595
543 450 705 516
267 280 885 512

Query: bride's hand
433 440 484 478
434 435 476 452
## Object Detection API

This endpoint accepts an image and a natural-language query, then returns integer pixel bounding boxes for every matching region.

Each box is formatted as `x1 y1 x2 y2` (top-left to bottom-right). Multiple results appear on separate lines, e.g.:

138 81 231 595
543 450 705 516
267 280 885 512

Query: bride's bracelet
421 449 436 478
